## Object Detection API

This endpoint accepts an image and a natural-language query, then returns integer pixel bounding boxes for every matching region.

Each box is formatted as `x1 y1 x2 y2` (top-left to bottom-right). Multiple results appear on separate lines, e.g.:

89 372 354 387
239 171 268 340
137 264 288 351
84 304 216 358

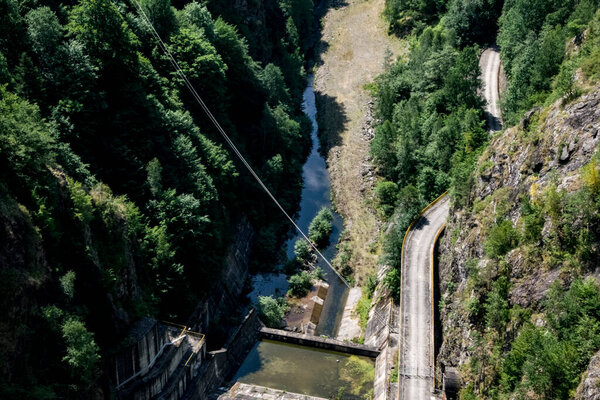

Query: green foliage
308 207 334 247
66 178 94 224
139 0 177 39
356 274 377 331
444 0 503 46
384 0 445 35
484 275 510 331
499 279 600 398
287 270 314 297
372 14 487 273
483 219 519 258
61 318 100 387
520 195 544 243
0 0 316 393
257 295 289 328
498 0 600 124
59 271 76 300
384 268 401 302
375 180 399 217
0 89 54 185
293 238 311 263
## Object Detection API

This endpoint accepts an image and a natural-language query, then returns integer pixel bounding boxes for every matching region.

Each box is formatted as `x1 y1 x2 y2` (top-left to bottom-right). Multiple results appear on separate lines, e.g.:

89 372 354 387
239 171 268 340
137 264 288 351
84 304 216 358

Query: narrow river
250 76 348 337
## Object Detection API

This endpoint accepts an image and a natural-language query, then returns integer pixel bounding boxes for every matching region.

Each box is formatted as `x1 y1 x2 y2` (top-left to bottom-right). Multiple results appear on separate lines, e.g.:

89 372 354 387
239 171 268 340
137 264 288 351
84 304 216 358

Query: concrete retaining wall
188 309 263 400
260 328 379 358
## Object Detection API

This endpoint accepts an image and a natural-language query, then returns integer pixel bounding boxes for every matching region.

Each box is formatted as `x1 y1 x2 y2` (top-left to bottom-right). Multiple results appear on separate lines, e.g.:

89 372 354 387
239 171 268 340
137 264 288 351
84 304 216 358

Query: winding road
398 196 449 400
479 47 503 131
397 47 501 400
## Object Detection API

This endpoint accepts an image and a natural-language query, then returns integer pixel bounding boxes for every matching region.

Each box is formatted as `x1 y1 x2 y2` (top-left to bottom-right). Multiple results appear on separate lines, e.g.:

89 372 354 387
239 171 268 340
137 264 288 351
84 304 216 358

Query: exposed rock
574 351 600 400
436 87 600 386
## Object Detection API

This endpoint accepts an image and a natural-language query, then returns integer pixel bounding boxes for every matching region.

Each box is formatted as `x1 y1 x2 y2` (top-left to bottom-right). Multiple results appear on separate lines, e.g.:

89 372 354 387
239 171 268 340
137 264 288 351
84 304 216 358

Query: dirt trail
314 0 406 283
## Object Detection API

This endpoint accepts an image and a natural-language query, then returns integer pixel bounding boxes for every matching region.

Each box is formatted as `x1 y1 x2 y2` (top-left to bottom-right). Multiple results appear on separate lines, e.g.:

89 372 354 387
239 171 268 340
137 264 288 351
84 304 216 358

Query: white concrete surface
337 287 363 341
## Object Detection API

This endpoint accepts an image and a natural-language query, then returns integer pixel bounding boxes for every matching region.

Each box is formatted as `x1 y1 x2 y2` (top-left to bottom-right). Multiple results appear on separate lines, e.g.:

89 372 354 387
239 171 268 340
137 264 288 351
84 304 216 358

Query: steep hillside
0 0 314 397
436 13 600 397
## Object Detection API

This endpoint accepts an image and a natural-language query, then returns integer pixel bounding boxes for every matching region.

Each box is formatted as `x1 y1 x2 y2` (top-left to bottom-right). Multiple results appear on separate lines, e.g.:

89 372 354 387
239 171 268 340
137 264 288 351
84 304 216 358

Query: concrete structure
215 383 327 400
442 368 460 400
112 219 258 400
260 327 379 358
113 319 207 400
285 280 328 335
309 296 324 325
364 266 398 400
189 309 263 399
316 281 329 299
337 287 363 342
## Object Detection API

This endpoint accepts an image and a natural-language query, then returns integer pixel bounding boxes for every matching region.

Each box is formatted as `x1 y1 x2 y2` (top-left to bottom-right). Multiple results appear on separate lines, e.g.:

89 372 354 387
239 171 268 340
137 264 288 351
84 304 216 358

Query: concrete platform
217 383 327 400
260 327 379 357
337 287 363 341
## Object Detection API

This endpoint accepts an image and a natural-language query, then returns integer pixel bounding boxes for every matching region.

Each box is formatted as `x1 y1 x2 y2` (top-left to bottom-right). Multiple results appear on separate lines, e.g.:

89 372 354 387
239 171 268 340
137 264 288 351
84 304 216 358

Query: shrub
384 268 401 302
484 219 519 258
61 318 100 387
375 180 398 217
257 295 289 328
294 238 311 263
308 207 333 247
287 271 314 297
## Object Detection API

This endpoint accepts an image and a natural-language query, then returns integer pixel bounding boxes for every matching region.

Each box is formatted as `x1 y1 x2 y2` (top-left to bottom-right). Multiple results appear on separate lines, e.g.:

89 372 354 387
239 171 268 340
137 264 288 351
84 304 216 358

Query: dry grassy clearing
314 0 406 283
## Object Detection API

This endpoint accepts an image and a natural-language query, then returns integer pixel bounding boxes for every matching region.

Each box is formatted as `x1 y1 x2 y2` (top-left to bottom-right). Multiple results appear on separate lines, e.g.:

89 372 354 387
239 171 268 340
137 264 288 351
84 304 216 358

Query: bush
356 278 376 331
375 180 398 217
61 318 100 387
257 295 289 328
308 207 333 247
484 219 519 258
384 268 401 302
287 270 314 297
294 238 311 263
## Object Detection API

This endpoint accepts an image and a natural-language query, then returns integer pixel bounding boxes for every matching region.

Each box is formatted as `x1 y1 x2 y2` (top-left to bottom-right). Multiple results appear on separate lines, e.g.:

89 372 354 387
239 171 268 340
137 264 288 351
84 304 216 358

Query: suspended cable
129 0 350 287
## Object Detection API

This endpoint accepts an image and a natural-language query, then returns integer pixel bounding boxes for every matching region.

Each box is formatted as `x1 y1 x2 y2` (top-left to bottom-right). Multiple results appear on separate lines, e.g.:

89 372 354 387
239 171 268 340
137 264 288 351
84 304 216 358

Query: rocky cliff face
436 86 600 393
575 351 600 400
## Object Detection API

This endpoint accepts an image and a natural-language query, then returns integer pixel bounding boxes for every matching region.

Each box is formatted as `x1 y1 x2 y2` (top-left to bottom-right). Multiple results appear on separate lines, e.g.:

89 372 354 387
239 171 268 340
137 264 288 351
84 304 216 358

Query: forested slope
0 0 314 397
373 0 600 398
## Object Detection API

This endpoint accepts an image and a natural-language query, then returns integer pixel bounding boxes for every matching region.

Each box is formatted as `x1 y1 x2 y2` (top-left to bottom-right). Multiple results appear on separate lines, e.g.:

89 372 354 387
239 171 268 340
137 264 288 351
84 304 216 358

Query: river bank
314 0 405 285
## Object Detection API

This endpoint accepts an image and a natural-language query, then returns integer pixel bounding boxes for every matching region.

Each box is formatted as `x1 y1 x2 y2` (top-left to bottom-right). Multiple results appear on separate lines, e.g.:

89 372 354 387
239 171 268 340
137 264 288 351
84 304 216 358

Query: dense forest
376 0 600 398
0 0 316 397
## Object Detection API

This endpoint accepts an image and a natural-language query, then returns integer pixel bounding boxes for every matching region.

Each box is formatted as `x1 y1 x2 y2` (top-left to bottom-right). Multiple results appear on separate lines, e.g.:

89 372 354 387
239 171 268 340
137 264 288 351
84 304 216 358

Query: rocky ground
436 86 600 385
314 0 406 284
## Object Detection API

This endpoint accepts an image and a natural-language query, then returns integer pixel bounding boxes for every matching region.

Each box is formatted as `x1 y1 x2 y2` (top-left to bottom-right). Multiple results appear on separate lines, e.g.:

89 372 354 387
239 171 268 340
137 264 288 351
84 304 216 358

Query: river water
249 76 348 337
234 340 374 399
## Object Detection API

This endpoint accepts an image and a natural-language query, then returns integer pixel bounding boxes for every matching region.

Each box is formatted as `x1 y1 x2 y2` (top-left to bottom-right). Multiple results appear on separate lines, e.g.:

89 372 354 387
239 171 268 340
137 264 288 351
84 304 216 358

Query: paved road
398 196 449 400
479 47 503 131
396 47 502 400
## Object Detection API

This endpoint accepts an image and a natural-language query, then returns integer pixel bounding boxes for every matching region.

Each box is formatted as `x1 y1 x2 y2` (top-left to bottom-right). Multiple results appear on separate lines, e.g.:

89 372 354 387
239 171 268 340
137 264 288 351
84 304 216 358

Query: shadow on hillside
308 0 349 69
314 92 348 156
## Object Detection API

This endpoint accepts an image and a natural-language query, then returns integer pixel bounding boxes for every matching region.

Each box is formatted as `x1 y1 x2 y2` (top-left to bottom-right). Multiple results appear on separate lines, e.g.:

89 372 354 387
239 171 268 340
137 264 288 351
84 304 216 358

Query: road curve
399 196 450 400
395 48 501 400
479 47 503 131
